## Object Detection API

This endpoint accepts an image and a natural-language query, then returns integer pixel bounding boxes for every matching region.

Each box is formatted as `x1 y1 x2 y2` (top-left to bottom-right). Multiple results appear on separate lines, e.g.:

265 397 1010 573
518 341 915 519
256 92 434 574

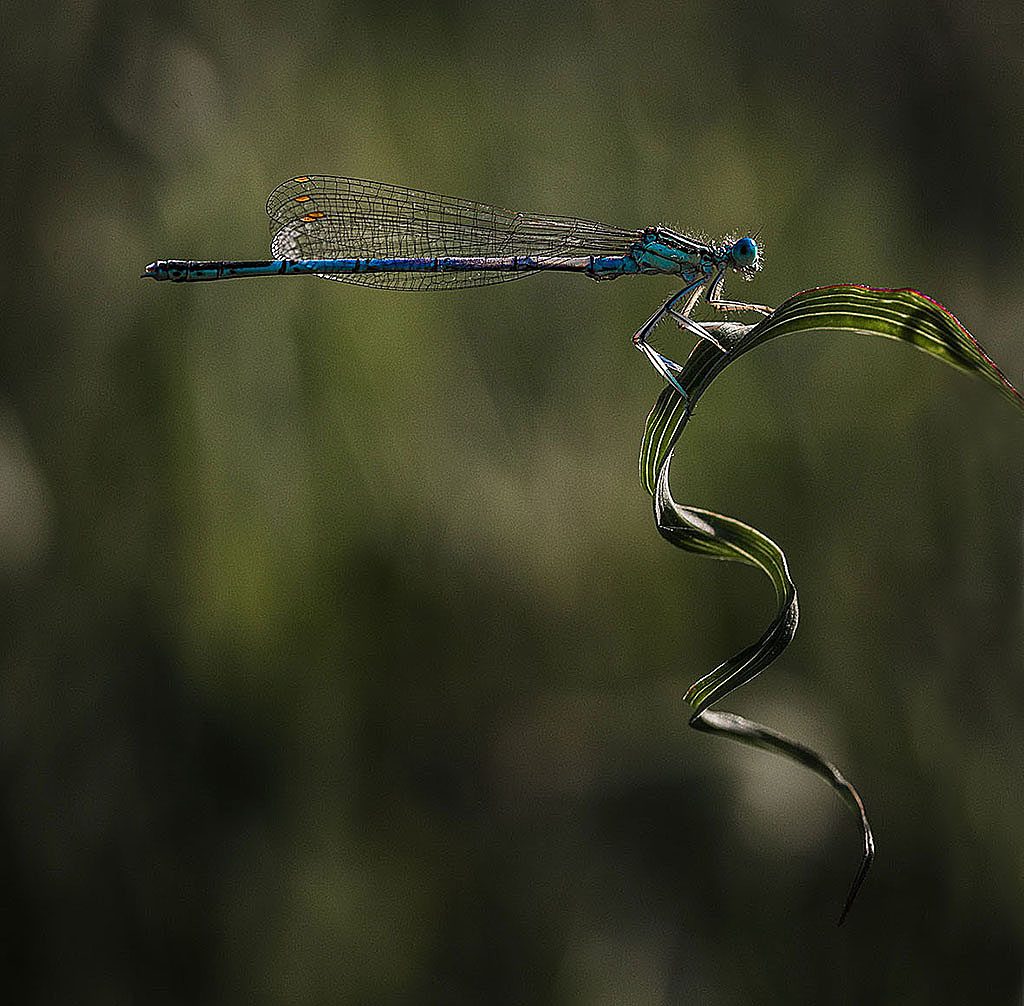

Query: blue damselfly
144 175 771 395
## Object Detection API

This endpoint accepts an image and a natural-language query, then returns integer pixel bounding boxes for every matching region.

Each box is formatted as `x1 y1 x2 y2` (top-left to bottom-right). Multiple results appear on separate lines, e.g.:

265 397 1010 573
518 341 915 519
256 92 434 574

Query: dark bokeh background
3 2 1023 1002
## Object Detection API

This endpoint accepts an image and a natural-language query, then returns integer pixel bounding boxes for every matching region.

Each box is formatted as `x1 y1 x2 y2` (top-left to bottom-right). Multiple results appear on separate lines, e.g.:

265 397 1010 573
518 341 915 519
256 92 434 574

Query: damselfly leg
634 268 777 396
665 280 731 352
705 268 773 317
632 279 709 400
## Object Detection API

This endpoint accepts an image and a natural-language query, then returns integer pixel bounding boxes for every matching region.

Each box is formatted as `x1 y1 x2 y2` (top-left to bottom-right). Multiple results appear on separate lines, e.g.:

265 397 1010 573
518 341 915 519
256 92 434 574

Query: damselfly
144 175 772 396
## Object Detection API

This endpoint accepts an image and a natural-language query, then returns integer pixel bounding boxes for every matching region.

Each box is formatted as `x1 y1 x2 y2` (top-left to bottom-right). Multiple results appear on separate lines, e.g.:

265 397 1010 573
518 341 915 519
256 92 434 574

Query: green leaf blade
639 285 1024 495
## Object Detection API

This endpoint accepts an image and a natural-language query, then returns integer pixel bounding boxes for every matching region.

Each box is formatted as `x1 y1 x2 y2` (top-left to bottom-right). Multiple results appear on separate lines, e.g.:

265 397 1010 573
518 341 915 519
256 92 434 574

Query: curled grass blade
641 285 1024 495
641 284 1022 923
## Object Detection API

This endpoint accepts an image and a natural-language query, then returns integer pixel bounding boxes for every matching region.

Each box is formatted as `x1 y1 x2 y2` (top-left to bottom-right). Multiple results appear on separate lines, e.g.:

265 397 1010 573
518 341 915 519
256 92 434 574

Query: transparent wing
266 175 642 290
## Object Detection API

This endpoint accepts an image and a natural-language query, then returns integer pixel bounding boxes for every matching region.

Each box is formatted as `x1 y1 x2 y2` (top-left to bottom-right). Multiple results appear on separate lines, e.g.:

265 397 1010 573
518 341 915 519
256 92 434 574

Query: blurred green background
3 1 1023 1002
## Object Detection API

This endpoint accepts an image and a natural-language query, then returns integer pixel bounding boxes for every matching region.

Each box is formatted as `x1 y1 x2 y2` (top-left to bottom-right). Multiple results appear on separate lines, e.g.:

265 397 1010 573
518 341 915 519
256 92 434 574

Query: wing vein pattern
267 175 641 290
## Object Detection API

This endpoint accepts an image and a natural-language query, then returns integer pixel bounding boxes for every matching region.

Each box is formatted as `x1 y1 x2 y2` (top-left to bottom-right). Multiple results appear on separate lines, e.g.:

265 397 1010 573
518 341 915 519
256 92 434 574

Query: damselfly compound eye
732 237 758 267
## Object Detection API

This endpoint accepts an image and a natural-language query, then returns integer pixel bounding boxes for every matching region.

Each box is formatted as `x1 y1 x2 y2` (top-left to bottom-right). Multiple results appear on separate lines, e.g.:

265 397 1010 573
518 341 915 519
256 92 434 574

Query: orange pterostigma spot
294 176 310 183
301 211 325 221
294 195 311 203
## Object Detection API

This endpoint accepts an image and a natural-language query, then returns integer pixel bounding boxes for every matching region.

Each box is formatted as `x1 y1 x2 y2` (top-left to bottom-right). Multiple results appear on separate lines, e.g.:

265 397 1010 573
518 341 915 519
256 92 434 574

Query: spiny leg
636 336 689 401
705 268 773 316
667 270 774 353
632 278 708 399
663 276 768 355
661 277 735 352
